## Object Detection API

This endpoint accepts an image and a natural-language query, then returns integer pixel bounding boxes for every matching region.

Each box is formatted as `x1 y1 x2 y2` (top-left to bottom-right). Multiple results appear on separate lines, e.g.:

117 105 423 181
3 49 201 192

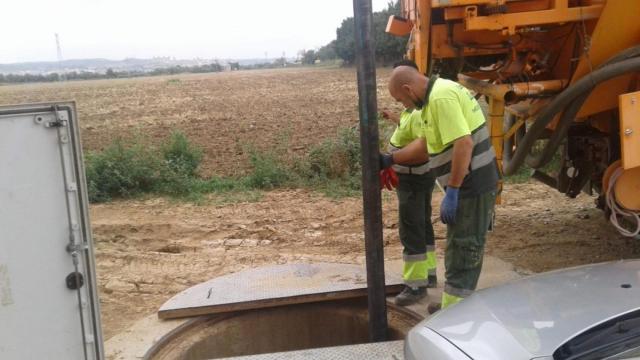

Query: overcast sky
1 0 392 64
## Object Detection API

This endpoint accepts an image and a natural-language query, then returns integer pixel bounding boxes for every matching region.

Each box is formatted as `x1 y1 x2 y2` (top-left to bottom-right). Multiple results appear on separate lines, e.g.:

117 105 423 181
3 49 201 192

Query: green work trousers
397 172 436 288
442 190 496 308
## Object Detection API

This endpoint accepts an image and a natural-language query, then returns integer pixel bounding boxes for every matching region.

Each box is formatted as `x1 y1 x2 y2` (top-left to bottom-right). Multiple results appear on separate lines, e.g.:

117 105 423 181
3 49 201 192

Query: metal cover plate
216 340 404 360
158 263 403 319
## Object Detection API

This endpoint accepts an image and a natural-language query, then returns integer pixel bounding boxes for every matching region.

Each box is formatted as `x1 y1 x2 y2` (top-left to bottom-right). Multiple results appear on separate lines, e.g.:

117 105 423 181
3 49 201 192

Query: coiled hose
606 168 640 238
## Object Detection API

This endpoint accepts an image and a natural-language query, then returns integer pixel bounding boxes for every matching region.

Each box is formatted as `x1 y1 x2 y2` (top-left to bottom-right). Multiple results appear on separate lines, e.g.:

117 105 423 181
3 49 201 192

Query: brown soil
2 68 638 340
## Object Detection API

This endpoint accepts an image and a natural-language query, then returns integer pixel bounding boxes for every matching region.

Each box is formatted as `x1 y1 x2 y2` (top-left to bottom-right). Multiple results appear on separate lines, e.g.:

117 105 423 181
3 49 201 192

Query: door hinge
45 119 68 128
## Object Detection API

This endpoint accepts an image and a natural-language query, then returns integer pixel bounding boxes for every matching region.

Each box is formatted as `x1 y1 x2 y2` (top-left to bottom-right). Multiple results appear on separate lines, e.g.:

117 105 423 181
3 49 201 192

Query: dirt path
490 182 640 271
92 190 382 339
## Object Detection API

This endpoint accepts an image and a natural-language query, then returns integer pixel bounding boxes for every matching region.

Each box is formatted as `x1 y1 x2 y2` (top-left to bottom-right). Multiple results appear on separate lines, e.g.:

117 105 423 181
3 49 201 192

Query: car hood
423 260 640 359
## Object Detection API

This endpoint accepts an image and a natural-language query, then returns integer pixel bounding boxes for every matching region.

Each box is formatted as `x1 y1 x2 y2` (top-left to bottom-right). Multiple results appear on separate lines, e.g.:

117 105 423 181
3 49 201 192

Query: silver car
405 260 640 360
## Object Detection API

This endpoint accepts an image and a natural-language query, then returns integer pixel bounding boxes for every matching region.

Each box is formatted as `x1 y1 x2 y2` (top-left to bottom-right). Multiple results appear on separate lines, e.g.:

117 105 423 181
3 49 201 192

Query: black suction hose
528 46 640 169
503 53 640 175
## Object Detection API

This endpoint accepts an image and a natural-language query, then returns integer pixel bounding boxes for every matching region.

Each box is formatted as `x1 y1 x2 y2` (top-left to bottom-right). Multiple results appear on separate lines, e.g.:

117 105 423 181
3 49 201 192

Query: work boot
394 286 427 306
427 302 442 315
427 274 438 288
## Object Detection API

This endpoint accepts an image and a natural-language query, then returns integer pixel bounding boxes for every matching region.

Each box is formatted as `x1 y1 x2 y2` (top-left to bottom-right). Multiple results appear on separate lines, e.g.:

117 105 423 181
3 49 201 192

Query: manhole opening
147 298 419 360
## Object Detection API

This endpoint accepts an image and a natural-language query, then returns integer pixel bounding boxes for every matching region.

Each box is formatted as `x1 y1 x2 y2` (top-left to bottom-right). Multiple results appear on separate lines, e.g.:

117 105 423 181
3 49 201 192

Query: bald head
388 66 428 110
389 66 422 91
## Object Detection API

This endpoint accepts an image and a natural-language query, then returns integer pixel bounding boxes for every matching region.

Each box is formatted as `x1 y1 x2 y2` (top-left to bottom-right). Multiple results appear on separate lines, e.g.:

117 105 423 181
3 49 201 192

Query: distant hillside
0 57 286 75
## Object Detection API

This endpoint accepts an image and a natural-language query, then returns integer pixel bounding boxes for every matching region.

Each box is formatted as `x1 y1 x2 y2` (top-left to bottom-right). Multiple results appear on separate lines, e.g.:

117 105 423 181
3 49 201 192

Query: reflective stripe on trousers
442 283 473 308
403 253 428 287
442 292 463 308
403 248 437 287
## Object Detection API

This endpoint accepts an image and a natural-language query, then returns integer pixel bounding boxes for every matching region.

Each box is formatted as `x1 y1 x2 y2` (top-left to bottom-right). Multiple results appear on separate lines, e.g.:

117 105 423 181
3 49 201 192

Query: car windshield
554 309 640 360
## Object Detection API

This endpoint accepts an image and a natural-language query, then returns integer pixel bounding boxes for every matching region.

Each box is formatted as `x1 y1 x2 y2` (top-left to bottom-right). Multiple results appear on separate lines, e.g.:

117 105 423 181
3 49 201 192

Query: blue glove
379 153 394 170
440 187 459 225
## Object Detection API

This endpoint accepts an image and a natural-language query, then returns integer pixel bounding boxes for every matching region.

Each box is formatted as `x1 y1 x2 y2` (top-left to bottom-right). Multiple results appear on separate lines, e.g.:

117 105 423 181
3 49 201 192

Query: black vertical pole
353 0 388 342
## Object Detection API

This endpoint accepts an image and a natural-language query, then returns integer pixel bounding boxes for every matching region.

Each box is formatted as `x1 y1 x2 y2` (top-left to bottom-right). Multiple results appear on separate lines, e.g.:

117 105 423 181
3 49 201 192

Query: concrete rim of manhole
145 298 422 360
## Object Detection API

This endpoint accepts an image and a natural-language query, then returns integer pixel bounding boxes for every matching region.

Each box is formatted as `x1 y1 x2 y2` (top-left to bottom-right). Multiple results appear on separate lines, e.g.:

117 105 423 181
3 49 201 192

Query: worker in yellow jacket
382 108 438 306
380 65 499 313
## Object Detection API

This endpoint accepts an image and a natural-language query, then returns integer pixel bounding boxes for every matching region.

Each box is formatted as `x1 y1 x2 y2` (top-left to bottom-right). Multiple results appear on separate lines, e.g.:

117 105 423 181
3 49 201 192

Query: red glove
379 168 399 191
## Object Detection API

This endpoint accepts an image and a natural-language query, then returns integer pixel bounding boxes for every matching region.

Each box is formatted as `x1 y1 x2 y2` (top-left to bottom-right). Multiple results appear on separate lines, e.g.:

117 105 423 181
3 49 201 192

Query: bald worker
379 66 499 312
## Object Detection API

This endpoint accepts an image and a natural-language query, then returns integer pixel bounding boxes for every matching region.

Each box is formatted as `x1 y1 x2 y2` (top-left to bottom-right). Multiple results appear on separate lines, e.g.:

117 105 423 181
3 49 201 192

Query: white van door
0 102 103 359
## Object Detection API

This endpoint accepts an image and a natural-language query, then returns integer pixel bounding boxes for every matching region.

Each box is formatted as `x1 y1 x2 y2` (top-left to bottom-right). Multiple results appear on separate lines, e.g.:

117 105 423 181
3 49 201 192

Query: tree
301 50 317 65
373 1 407 64
106 68 116 78
273 57 287 67
317 41 337 61
46 73 60 82
335 17 356 64
332 1 407 65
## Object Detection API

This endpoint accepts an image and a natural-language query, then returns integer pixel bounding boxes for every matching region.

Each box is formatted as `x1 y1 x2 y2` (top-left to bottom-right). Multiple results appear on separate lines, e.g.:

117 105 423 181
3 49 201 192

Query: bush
157 131 205 196
162 131 203 177
306 127 361 180
284 126 364 197
85 139 162 202
86 131 208 201
244 148 291 189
